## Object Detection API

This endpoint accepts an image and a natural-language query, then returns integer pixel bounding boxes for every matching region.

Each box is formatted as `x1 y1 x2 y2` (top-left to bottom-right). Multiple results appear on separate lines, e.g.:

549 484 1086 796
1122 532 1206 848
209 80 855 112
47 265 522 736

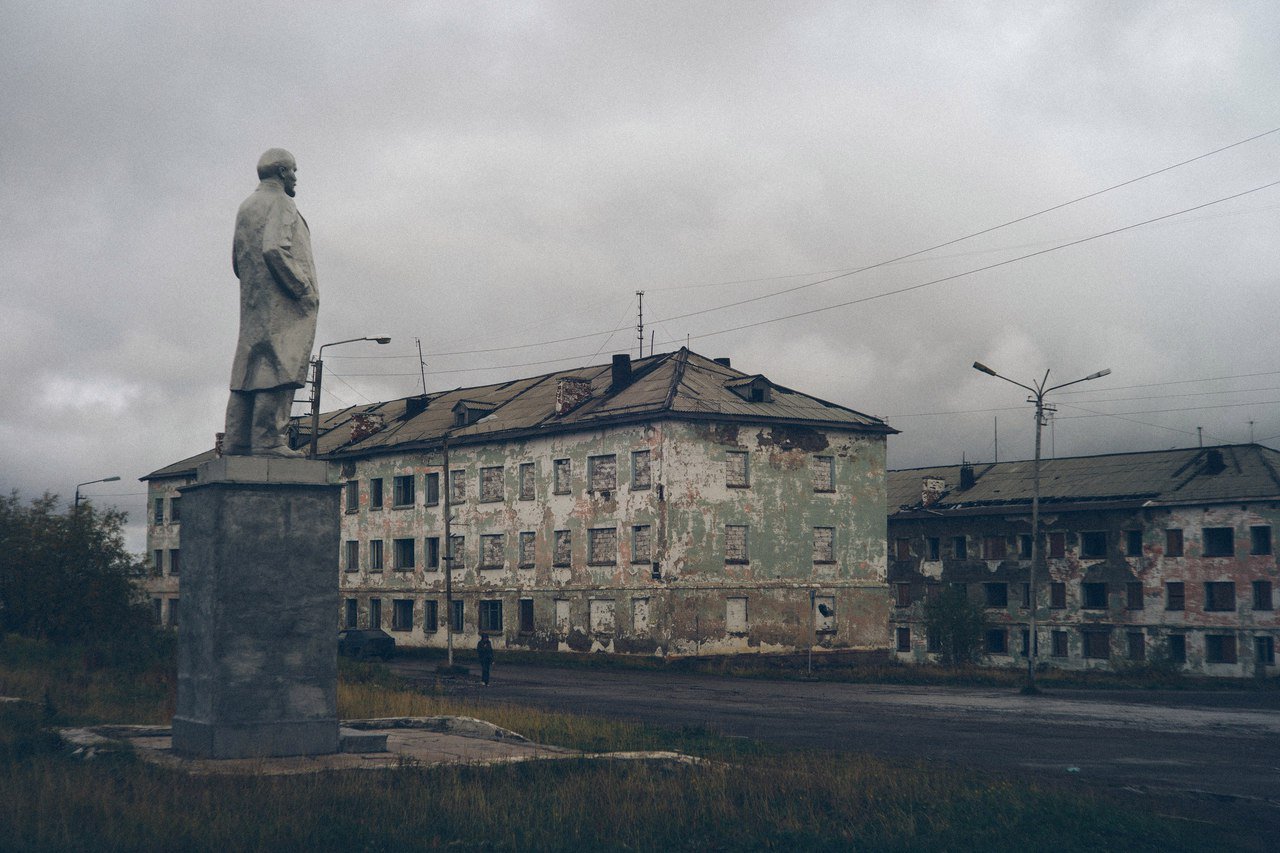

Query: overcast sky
4 1 1278 551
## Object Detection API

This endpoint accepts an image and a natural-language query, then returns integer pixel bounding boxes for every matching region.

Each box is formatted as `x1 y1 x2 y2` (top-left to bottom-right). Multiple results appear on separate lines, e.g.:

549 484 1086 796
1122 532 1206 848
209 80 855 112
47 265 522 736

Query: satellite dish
818 603 833 617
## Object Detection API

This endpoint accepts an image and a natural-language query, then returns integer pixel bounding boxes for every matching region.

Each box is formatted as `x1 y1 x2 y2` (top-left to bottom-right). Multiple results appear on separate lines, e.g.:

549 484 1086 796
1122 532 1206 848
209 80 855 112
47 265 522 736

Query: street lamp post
972 361 1111 693
309 336 391 458
74 476 120 511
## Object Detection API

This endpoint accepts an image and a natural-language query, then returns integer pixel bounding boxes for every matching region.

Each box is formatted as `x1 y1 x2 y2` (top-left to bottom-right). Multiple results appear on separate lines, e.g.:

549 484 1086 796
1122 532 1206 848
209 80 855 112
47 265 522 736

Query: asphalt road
393 658 1280 841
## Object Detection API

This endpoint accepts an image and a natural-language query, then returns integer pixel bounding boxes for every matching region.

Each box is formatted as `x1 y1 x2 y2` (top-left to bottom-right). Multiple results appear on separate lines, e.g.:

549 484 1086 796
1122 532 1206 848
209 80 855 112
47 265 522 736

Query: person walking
477 634 494 686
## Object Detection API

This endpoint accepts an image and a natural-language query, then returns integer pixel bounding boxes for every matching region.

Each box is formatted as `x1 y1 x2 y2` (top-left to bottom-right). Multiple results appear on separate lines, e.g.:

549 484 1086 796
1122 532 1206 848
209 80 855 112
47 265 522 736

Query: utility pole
1197 426 1203 448
973 361 1110 694
416 337 427 395
636 290 645 358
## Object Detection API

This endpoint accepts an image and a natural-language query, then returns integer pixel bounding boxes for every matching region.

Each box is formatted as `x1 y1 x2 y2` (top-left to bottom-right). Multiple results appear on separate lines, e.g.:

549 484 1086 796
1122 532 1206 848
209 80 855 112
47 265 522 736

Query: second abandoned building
146 349 895 655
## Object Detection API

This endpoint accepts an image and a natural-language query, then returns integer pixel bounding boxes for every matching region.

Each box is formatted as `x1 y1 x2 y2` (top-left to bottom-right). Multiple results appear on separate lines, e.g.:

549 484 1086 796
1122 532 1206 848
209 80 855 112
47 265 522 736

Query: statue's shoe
256 444 307 459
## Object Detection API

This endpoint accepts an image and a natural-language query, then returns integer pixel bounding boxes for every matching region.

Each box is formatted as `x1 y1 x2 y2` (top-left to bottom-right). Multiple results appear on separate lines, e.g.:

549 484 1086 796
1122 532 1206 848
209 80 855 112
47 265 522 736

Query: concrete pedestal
172 456 341 758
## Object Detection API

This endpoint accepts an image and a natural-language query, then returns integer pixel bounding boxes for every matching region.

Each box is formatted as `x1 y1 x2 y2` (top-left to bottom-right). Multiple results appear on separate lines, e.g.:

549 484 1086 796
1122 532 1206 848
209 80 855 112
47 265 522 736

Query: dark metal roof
888 444 1280 516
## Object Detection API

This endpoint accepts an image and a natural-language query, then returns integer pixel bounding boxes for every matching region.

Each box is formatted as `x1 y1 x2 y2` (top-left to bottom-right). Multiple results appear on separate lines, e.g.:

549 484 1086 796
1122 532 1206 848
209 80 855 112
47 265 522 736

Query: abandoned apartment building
142 348 895 656
887 445 1280 677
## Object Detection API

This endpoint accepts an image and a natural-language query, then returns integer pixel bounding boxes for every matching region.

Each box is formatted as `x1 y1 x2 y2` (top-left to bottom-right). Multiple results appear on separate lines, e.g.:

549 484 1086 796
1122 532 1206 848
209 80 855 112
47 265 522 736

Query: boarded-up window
518 531 536 567
449 469 466 502
588 528 617 565
726 597 748 633
815 595 836 632
553 529 572 566
725 524 749 563
518 462 535 500
480 534 504 568
813 527 835 563
588 455 617 492
631 450 651 489
894 583 912 608
553 459 571 494
555 599 571 634
449 535 465 569
632 598 649 633
631 525 651 563
1048 532 1066 558
589 599 616 634
479 466 503 502
369 539 383 572
1165 528 1183 557
812 456 835 492
726 451 749 487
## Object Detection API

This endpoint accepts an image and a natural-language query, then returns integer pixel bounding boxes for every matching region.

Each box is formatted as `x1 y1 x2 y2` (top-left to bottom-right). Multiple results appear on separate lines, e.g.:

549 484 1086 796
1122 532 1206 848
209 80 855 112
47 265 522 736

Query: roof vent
404 396 429 418
1204 448 1225 475
611 354 632 391
921 477 946 507
713 357 731 367
959 463 975 491
555 377 593 416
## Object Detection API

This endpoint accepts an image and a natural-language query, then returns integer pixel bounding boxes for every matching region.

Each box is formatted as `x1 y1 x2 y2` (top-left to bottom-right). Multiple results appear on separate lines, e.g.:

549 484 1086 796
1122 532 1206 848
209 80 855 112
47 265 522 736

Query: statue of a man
223 148 318 457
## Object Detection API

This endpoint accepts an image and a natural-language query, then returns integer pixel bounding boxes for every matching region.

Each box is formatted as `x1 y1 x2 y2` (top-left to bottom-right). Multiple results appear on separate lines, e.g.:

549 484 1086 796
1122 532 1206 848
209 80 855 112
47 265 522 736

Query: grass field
0 635 1228 851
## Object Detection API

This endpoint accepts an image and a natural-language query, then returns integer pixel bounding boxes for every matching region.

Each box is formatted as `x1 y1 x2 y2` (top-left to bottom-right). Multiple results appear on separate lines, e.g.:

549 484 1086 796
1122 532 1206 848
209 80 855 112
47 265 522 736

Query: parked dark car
338 628 395 660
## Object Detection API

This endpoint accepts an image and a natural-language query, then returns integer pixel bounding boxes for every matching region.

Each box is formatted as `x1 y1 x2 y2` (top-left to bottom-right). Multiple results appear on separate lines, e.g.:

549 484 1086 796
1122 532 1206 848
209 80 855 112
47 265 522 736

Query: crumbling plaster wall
141 476 189 624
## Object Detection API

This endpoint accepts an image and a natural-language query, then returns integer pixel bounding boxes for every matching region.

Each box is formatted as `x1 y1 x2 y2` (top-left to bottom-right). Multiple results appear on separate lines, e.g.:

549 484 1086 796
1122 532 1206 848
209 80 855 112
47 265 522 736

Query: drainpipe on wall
443 436 453 667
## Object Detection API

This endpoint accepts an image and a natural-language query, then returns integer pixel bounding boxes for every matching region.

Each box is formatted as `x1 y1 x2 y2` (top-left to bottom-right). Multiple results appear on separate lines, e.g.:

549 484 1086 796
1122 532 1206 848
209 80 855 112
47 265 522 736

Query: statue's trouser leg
250 386 299 453
223 391 253 455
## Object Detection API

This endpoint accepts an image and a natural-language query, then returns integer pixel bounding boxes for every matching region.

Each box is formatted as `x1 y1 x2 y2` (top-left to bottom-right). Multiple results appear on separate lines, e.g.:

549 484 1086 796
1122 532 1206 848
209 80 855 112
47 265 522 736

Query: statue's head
256 148 297 197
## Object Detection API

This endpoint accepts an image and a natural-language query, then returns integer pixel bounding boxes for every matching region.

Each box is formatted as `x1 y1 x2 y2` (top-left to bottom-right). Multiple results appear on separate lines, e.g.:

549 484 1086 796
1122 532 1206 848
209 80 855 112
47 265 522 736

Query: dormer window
726 375 773 403
451 400 494 427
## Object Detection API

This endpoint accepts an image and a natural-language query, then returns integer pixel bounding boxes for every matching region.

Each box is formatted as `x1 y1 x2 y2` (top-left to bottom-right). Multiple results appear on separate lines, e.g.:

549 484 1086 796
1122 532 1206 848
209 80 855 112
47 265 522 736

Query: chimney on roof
713 357 731 367
350 412 385 443
959 462 975 491
1204 448 1225 474
611 354 632 391
404 396 429 418
555 377 592 415
921 477 946 507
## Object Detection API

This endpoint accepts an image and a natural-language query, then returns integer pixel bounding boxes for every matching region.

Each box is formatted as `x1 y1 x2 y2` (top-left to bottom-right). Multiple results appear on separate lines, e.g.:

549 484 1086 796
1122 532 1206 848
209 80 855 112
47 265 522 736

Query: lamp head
972 361 997 376
374 337 391 345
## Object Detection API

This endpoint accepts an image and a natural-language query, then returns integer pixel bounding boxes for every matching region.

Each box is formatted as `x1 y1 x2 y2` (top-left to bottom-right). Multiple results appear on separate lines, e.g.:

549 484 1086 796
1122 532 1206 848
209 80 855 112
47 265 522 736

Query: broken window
813 527 835 563
518 531 536 568
393 538 414 570
952 536 968 559
1167 634 1186 663
1165 528 1183 557
153 498 164 525
588 455 617 492
152 549 163 576
1253 580 1273 611
369 478 383 510
631 450 651 489
369 598 382 630
425 472 440 506
1019 534 1033 559
391 599 413 632
1082 582 1107 609
344 598 357 629
927 537 940 561
555 599 571 634
553 459 571 494
168 548 180 576
982 536 1006 561
985 628 1008 655
896 626 911 652
451 599 464 633
631 525 651 564
815 595 836 633
588 528 618 565
345 540 359 572
1204 581 1236 612
393 474 414 507
725 451 749 488
1127 631 1145 661
1202 527 1235 557
632 597 649 633
169 497 181 523
589 599 616 635
480 534 504 569
1080 531 1106 559
812 455 835 492
479 466 504 502
519 598 534 633
479 599 503 634
1050 582 1066 609
726 597 748 634
894 538 911 561
1051 630 1068 658
553 530 571 567
1125 529 1142 557
1205 633 1237 664
1257 636 1275 665
423 600 439 632
1081 630 1110 660
425 537 439 570
1048 532 1066 559
369 539 384 572
725 524 749 563
1165 581 1185 611
1126 581 1143 610
1251 526 1272 556
984 582 1008 608
449 469 466 503
345 480 359 513
518 462 535 500
448 535 465 569
894 583 912 608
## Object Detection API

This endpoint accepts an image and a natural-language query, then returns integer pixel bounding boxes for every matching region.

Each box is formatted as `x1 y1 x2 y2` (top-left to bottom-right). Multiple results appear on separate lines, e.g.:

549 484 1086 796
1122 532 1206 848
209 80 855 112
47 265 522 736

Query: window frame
1253 580 1273 611
392 538 415 571
587 454 618 493
369 478 383 510
391 599 414 632
478 599 504 634
1202 527 1235 558
518 462 535 501
1251 525 1272 556
1165 528 1183 557
1079 531 1107 559
479 466 504 503
425 472 440 506
587 527 618 566
725 450 749 488
369 539 384 572
344 480 359 513
344 540 360 573
1203 581 1237 612
392 474 415 508
725 524 750 564
631 450 652 490
552 459 571 495
1165 581 1185 611
1081 582 1108 610
479 533 505 569
811 455 835 493
983 582 1008 608
813 526 836 564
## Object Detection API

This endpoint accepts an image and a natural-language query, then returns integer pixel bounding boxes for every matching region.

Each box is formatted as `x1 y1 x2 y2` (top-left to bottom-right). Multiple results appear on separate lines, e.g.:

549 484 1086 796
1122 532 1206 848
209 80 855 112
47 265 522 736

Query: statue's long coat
229 181 318 391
